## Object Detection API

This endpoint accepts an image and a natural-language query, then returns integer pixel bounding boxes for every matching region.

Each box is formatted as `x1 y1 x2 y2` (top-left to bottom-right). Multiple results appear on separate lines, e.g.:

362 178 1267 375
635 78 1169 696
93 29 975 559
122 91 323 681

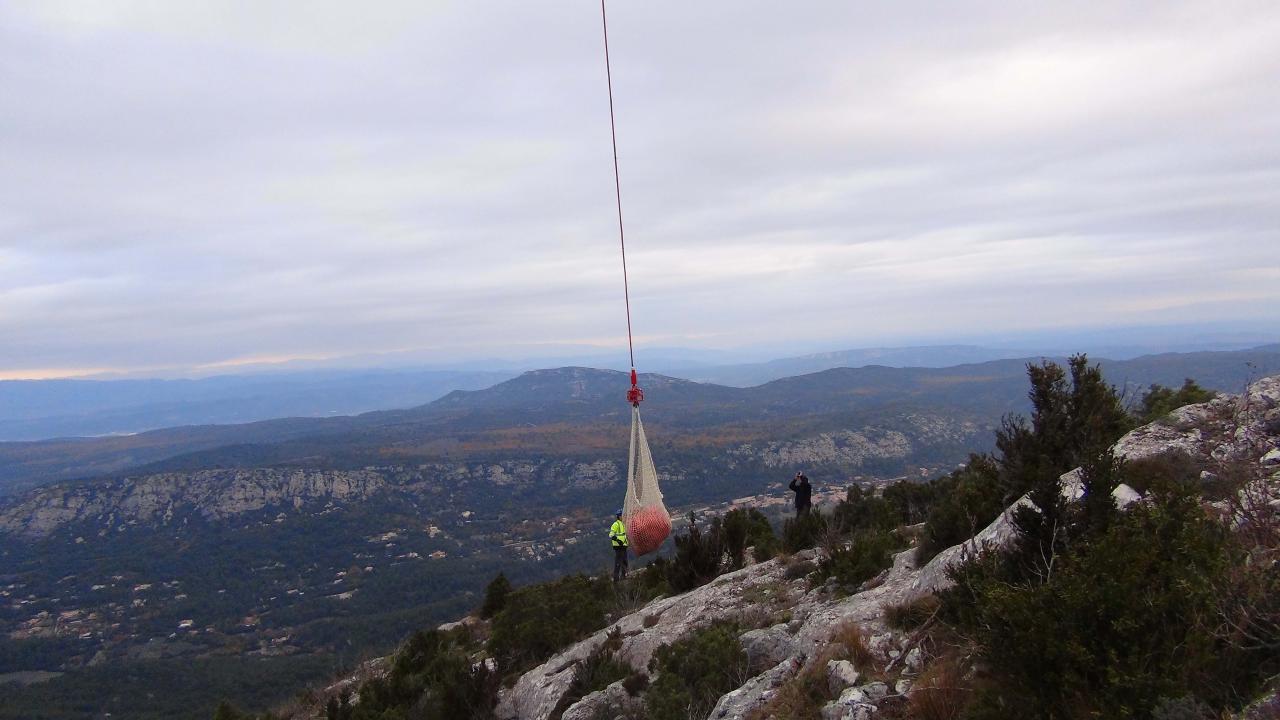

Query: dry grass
830 620 875 671
747 644 844 720
747 621 883 720
906 657 970 720
885 594 941 632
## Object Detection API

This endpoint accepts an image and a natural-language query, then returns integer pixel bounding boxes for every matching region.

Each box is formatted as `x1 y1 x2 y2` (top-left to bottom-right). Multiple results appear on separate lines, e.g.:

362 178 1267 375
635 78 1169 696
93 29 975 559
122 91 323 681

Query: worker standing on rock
789 471 812 517
610 509 629 581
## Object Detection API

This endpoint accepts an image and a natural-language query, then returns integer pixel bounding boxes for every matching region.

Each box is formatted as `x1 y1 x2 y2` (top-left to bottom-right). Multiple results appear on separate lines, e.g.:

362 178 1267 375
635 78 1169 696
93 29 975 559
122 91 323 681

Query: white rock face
707 656 803 720
741 623 799 674
0 469 386 538
0 457 630 539
559 679 643 720
495 559 800 720
827 659 861 696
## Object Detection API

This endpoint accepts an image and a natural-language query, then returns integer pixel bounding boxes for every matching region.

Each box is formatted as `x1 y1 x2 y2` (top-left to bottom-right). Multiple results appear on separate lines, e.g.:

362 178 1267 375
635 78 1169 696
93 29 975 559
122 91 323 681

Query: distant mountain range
0 369 514 442
2 345 1277 497
6 340 1277 444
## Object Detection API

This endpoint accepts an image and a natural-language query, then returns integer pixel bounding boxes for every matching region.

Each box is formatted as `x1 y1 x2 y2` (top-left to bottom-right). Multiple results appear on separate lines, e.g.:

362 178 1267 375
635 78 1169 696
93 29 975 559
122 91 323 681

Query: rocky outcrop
0 457 629 539
707 656 803 720
493 376 1280 720
0 468 386 539
1115 375 1279 465
728 428 914 469
560 679 644 720
722 414 983 472
496 553 806 720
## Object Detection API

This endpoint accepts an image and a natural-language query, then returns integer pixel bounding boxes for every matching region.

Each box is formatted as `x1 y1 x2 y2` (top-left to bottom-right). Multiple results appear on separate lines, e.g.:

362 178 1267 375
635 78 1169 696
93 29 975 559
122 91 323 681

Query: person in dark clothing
789 472 812 517
609 509 629 581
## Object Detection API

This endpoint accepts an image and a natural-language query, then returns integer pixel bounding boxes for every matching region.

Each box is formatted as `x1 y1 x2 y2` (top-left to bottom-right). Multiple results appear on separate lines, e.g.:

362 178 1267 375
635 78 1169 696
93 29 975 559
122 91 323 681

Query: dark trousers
613 545 629 581
795 502 811 518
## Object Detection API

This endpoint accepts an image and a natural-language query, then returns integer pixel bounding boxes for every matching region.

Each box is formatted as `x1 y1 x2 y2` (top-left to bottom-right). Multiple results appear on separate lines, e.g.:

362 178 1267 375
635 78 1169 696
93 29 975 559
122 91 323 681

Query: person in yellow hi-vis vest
609 509 628 581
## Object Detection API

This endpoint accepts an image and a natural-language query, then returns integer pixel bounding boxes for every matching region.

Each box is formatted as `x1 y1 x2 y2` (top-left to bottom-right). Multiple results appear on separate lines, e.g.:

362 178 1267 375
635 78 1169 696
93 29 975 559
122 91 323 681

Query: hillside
0 369 515 443
0 356 1276 718
279 372 1280 720
3 345 1277 497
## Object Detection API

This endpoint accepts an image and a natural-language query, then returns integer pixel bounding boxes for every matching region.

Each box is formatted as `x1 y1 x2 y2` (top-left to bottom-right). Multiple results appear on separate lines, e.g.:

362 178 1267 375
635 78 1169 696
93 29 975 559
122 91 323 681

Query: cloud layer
2 1 1278 376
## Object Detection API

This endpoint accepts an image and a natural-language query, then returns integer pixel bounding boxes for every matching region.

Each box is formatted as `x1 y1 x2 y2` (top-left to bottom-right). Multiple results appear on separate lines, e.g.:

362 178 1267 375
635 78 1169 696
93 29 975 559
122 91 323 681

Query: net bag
621 405 670 556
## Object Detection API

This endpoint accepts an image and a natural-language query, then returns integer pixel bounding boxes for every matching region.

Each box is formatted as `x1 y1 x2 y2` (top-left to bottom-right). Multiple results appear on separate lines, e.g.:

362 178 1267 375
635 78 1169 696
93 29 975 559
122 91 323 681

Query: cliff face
0 410 987 541
0 460 622 539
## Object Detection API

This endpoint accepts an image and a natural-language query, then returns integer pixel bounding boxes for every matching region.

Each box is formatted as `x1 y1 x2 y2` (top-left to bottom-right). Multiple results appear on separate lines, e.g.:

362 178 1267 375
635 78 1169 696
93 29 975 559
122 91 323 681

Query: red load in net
621 405 670 556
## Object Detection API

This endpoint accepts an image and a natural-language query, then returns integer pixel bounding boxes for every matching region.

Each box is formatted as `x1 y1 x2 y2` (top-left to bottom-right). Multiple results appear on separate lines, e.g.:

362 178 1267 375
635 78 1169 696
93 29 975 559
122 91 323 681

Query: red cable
601 0 636 376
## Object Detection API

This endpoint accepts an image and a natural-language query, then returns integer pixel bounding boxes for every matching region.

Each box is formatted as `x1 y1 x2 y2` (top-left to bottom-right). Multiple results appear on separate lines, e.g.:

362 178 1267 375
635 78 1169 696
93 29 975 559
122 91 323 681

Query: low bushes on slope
325 625 495 720
943 482 1244 718
816 528 901 589
915 355 1133 565
487 574 614 673
646 509 781 594
932 379 1278 719
782 510 829 553
645 622 748 720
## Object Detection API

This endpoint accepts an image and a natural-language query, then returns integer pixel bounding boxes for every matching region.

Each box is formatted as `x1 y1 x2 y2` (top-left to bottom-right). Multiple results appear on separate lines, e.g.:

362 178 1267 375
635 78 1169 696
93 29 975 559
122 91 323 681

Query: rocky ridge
0 460 620 539
0 412 981 540
492 375 1280 720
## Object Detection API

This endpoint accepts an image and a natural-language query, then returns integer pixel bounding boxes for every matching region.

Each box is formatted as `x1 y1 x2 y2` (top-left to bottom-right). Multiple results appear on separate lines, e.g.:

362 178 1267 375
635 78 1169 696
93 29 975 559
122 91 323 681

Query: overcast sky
2 1 1278 379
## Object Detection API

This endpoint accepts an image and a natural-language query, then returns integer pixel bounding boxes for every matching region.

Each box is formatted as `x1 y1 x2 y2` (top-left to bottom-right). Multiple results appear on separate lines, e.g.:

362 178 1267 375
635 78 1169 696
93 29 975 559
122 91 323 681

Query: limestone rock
708 655 803 720
560 680 643 720
903 647 923 673
826 659 860 696
498 558 795 720
822 685 878 720
860 681 889 699
741 624 797 674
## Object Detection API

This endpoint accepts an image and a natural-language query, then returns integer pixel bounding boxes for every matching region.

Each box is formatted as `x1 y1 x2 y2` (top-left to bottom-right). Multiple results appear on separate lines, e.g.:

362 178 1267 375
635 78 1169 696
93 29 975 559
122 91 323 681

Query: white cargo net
621 405 671 555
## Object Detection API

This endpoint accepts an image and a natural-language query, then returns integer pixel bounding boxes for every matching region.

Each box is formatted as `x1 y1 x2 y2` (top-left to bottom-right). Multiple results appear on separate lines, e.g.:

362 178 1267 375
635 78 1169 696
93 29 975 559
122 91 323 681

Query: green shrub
882 478 944 525
621 672 649 696
885 594 941 631
941 488 1240 718
630 557 673 598
1136 379 1216 424
915 455 1004 565
816 529 898 589
664 514 725 593
329 626 496 720
782 511 829 553
487 574 614 672
552 628 631 719
212 701 248 720
832 485 898 535
1151 696 1216 720
480 572 512 619
723 508 778 566
646 623 748 720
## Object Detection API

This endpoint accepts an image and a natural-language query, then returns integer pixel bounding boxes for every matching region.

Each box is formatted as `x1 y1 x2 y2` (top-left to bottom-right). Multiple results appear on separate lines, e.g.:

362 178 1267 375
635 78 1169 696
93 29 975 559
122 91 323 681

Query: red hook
627 368 644 406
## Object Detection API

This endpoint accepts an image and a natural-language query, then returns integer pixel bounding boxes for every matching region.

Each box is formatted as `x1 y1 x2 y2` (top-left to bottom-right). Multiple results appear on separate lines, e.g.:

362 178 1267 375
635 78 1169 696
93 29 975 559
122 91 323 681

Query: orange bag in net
621 406 671 556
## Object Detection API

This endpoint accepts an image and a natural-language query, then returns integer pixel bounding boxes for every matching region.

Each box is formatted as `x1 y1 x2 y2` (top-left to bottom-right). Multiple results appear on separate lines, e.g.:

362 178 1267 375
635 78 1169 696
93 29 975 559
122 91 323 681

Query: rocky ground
294 375 1280 720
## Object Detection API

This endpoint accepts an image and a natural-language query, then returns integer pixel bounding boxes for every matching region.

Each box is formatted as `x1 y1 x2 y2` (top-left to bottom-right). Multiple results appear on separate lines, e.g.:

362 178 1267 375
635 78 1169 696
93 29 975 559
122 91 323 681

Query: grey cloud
1 0 1278 375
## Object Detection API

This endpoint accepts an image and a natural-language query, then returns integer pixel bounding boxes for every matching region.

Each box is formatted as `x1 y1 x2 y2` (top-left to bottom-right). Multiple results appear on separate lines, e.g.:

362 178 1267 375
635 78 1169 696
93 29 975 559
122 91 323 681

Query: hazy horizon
2 322 1275 382
3 1 1278 380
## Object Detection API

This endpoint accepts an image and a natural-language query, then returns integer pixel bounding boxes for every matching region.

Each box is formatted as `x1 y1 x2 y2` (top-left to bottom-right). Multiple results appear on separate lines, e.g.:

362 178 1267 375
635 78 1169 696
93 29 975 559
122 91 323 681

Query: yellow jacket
609 518 628 547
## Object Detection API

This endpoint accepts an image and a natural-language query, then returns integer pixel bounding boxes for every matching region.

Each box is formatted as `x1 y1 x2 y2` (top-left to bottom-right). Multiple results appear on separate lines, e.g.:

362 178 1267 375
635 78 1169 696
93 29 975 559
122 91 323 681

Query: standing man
609 509 629 581
789 471 812 517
